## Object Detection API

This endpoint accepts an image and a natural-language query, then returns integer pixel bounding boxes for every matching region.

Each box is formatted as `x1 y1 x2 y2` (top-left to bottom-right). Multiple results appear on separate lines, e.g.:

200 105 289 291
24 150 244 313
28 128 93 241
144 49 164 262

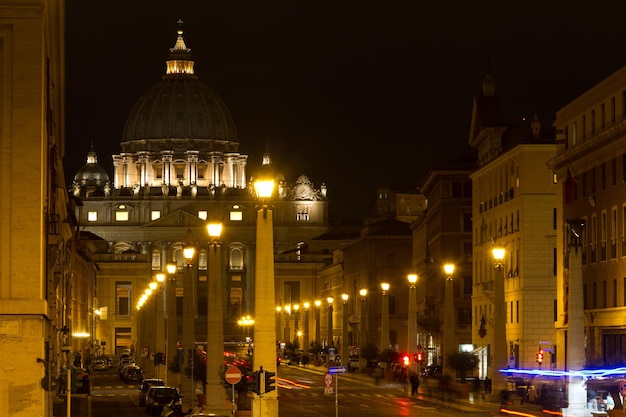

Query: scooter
160 399 192 417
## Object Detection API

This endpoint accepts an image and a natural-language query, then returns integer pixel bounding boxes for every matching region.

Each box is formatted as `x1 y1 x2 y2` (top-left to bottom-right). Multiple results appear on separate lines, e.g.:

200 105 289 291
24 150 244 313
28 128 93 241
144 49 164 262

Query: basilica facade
68 23 332 383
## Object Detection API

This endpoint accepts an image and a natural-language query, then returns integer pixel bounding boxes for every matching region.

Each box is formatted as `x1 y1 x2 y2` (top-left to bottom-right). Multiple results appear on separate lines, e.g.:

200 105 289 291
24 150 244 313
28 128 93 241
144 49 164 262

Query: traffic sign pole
224 366 243 415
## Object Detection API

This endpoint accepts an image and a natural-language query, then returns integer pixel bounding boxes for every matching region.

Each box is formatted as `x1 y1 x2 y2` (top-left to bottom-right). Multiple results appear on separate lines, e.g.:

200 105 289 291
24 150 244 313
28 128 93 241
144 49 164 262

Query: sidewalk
287 363 539 415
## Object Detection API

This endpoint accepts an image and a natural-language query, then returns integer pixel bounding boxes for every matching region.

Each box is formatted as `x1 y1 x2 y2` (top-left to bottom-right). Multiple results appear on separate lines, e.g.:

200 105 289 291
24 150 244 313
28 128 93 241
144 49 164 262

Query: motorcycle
160 399 191 417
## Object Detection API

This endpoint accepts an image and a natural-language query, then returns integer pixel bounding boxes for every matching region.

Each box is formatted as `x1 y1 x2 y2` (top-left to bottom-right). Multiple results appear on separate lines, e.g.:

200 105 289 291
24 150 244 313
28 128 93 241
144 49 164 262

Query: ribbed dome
121 24 238 150
74 148 110 187
122 77 238 143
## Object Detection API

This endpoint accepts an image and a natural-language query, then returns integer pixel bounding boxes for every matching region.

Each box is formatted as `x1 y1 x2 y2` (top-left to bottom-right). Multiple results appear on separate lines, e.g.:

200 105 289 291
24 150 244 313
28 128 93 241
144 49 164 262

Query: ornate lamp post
341 293 349 365
314 300 321 348
303 302 310 353
205 222 228 413
381 283 390 350
407 274 418 356
165 262 177 387
359 289 368 369
251 174 278 417
182 229 195 405
565 220 587 416
154 273 166 380
326 297 334 348
293 304 301 348
491 246 508 398
443 263 455 375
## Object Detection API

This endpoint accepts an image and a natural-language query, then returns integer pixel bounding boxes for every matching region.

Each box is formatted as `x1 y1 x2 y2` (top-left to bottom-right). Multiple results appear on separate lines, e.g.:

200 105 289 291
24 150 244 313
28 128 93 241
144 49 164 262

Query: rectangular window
116 282 132 316
601 163 606 190
88 211 98 221
198 210 208 220
151 211 161 221
613 279 617 307
591 109 596 134
612 97 616 123
582 115 587 139
612 158 617 186
601 103 606 129
116 211 129 221
230 211 242 221
602 281 607 308
516 300 519 323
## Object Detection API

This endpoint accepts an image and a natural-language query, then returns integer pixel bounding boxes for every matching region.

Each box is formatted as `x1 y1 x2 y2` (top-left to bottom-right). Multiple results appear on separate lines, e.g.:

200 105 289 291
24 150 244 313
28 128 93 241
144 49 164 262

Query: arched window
151 250 161 270
229 246 244 270
198 251 208 271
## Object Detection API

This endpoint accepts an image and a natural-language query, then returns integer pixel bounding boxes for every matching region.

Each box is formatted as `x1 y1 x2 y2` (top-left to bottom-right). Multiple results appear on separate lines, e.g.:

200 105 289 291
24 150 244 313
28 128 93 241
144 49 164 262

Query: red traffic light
536 350 544 363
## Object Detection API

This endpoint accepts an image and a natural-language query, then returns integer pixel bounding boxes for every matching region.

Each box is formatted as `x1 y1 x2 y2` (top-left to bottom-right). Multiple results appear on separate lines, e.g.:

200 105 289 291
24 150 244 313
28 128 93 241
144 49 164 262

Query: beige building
411 155 475 367
469 75 558 377
0 2 77 417
549 64 626 368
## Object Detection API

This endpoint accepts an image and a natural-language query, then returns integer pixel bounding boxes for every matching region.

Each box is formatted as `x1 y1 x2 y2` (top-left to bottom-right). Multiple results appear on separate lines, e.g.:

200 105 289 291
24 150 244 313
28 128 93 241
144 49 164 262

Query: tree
446 352 479 383
359 343 379 367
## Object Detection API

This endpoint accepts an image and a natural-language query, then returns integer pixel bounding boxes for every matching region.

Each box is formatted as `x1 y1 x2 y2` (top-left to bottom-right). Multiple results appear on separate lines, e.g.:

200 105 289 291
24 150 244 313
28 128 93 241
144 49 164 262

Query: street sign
619 381 626 396
328 366 347 374
323 372 334 387
225 366 242 385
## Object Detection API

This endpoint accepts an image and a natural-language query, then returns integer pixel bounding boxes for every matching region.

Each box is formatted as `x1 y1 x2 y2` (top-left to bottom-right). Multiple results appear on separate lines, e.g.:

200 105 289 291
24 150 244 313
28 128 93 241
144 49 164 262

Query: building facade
549 64 626 368
411 156 475 369
469 75 558 379
0 2 76 417
68 24 333 388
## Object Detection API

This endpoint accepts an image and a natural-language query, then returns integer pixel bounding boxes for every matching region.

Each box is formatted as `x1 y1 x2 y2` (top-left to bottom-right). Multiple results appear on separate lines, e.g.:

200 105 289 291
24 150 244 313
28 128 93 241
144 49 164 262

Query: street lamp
154 272 166 381
314 300 321 348
293 304 300 347
492 246 508 397
252 173 278 417
327 297 334 348
566 220 587 416
303 302 310 354
165 262 177 387
443 263 455 376
381 283 390 350
182 229 196 406
359 289 368 370
341 293 349 365
407 274 418 356
205 222 228 414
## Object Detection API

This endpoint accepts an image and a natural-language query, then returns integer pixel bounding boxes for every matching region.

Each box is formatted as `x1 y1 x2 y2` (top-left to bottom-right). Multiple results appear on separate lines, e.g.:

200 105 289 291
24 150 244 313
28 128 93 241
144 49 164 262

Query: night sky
65 1 626 218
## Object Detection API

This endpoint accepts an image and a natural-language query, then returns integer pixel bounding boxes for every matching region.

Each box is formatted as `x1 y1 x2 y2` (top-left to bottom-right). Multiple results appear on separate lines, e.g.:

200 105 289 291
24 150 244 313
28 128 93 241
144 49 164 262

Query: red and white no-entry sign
225 366 242 385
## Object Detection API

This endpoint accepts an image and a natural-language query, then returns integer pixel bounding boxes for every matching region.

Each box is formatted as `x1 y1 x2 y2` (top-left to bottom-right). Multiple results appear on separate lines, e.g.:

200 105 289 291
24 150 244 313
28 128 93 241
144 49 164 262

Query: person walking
484 376 492 394
410 372 420 396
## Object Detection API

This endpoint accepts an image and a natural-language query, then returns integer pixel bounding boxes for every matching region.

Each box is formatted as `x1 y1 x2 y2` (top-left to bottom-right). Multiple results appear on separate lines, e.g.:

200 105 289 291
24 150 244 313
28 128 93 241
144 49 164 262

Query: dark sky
65 1 626 218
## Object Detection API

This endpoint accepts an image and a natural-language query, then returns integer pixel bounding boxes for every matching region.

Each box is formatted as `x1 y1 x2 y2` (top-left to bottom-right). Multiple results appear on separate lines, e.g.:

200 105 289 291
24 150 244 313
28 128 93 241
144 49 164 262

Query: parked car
118 358 135 376
145 386 180 415
122 365 143 383
92 359 109 371
138 378 164 406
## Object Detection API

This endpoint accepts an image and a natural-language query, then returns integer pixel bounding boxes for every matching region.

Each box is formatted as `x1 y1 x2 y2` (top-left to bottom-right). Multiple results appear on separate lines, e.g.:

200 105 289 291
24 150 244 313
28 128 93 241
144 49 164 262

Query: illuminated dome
121 22 238 153
73 146 110 187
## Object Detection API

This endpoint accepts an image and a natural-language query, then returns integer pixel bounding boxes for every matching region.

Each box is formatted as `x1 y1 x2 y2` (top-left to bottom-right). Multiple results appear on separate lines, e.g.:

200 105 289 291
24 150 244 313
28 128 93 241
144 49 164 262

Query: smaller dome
74 147 110 187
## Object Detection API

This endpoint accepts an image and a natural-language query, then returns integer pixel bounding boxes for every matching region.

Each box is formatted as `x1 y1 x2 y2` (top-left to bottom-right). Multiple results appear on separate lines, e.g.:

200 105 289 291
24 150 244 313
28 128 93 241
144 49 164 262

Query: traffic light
249 371 261 395
417 352 423 362
264 370 276 393
536 350 544 364
402 355 410 366
160 352 166 365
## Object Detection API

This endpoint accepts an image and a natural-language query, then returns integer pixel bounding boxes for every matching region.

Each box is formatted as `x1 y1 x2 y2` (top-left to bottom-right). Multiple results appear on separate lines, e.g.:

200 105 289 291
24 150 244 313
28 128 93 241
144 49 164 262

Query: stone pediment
143 209 207 228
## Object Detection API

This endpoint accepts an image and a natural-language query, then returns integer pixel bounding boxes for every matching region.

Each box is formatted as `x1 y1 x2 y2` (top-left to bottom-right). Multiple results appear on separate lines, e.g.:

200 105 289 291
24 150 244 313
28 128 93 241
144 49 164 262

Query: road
54 364 530 417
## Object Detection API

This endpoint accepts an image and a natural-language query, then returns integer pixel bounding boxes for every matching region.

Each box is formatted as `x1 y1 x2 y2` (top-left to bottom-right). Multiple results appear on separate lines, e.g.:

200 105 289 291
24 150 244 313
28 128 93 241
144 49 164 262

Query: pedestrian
484 376 492 394
410 372 420 396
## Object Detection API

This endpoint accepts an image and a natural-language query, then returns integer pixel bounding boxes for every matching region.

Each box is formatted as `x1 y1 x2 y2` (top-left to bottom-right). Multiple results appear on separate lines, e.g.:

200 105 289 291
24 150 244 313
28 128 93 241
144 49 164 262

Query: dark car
138 378 164 406
145 386 180 415
122 365 144 383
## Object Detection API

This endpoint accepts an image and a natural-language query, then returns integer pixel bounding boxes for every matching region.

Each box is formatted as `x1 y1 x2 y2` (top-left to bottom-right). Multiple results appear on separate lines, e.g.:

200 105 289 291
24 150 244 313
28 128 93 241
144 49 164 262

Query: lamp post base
251 396 278 417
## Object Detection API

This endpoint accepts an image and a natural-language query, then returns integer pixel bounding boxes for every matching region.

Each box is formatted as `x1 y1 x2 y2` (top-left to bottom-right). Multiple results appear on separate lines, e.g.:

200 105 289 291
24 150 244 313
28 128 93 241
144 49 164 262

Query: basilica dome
120 24 238 154
73 146 110 187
